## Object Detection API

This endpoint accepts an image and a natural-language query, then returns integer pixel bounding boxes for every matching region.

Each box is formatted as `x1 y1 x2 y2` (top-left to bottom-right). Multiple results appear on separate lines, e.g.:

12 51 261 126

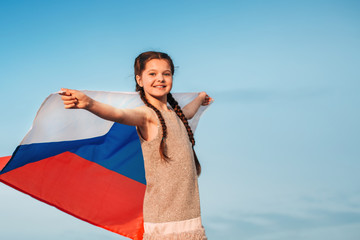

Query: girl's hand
182 91 213 119
199 92 213 106
59 88 93 109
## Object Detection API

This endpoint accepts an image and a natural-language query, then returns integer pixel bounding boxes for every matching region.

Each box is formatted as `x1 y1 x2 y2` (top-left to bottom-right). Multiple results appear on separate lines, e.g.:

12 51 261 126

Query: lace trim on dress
143 228 207 240
143 217 207 240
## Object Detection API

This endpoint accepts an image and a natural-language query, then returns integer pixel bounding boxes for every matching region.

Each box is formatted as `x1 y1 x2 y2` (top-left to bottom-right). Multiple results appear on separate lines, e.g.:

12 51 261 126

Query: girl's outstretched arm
60 88 148 127
182 92 213 120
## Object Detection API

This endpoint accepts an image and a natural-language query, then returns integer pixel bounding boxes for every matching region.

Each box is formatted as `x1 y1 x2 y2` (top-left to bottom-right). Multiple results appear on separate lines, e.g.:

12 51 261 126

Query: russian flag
0 91 209 240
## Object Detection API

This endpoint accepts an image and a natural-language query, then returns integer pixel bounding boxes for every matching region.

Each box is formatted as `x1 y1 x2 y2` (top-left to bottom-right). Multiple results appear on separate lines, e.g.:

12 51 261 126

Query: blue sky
1 0 360 239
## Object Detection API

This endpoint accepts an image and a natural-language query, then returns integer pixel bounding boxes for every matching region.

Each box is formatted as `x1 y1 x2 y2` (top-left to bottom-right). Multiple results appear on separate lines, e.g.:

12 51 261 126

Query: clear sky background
1 0 359 239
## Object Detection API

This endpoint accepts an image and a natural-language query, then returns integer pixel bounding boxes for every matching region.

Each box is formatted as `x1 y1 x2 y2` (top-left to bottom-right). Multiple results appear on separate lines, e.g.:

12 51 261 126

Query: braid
167 93 195 145
139 88 169 161
167 93 201 176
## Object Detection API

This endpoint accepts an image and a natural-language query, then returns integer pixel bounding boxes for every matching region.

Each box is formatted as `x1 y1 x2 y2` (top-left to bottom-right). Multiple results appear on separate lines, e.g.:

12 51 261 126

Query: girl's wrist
85 97 95 110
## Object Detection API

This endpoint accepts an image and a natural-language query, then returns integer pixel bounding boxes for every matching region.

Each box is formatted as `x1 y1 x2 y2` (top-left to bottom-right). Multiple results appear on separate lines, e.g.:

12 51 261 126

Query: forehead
144 59 171 71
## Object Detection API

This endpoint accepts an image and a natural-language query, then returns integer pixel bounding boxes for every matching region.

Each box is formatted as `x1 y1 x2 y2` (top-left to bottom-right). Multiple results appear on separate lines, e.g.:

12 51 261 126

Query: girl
61 51 212 240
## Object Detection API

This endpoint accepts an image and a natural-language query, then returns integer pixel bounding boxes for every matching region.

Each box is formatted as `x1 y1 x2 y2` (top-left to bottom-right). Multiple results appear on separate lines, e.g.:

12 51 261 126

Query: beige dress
137 108 207 240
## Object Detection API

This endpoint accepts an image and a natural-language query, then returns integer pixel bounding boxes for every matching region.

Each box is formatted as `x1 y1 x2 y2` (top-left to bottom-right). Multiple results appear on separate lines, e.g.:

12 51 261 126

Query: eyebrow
146 69 171 72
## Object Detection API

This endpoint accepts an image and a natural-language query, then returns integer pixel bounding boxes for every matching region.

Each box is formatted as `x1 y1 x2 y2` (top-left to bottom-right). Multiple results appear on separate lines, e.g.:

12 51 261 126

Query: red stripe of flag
0 152 145 239
0 156 11 172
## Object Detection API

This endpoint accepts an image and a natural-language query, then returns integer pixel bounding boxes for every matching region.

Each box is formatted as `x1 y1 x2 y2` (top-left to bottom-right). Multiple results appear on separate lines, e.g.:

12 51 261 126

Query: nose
157 73 165 82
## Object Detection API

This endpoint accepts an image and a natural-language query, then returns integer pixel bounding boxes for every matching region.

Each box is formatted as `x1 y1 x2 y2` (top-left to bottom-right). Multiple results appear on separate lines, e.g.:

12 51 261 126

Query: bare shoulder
135 105 160 141
134 105 158 124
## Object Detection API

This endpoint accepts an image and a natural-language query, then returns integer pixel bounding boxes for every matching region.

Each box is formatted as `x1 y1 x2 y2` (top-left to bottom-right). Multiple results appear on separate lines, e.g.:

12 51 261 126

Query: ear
136 75 143 87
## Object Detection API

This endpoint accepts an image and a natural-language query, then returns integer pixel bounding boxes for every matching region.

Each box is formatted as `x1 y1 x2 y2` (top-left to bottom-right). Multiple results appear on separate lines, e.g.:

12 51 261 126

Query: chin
153 88 171 95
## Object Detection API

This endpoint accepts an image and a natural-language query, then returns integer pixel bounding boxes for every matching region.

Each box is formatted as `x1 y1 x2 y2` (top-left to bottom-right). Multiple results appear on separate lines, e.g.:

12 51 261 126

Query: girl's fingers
64 103 76 109
63 100 79 108
60 88 78 96
63 100 77 105
201 95 213 106
59 88 71 96
61 95 76 101
60 88 83 109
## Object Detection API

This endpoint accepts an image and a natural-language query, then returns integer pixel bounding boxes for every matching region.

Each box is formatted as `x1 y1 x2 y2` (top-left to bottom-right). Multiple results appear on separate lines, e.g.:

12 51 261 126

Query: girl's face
136 59 173 101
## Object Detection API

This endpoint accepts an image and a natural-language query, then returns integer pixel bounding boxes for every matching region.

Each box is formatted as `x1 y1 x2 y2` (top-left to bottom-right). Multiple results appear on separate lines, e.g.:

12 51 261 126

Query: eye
149 72 156 76
164 72 171 76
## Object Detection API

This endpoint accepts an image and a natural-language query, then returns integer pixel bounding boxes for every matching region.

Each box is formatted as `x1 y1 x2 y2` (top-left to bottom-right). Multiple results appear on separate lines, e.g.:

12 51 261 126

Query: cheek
168 78 173 86
139 76 151 86
142 79 151 87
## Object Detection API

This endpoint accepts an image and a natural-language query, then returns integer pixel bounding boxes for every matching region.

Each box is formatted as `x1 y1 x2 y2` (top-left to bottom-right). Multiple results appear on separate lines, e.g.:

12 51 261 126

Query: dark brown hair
134 51 201 175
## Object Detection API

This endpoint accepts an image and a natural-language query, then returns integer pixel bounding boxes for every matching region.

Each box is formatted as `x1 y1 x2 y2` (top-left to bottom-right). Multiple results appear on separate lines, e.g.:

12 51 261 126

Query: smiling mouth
154 86 166 88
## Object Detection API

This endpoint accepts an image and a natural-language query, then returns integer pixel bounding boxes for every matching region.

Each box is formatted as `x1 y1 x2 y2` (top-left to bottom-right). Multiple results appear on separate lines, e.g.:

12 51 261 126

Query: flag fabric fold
0 91 209 240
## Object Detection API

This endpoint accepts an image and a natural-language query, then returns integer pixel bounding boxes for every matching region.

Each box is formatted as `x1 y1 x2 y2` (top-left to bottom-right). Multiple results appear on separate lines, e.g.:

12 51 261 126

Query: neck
144 92 169 111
